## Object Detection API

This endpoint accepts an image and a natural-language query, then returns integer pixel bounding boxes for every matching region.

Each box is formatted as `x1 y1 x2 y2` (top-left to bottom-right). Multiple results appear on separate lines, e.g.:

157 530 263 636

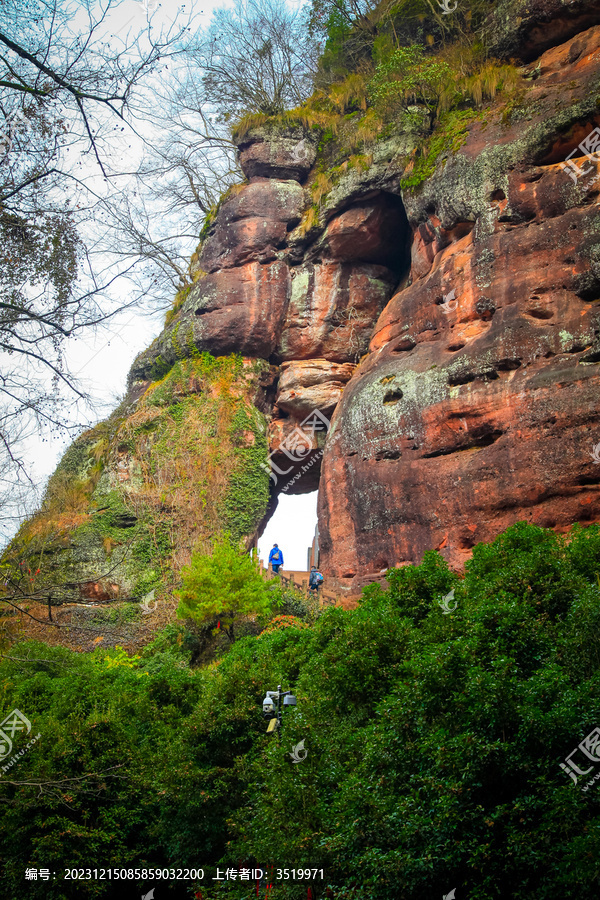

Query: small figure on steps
269 543 284 574
309 565 324 596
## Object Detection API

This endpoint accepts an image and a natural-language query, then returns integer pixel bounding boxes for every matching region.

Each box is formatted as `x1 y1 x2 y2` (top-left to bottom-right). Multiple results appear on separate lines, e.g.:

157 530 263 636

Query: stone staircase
261 565 337 607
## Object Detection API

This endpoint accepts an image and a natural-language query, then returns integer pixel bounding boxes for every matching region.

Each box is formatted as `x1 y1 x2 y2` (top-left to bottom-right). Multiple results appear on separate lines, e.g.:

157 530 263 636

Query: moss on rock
3 354 271 640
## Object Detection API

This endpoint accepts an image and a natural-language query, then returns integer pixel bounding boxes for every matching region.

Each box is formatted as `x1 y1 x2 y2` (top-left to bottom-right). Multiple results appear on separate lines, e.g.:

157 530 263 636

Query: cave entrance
258 489 318 572
317 188 411 292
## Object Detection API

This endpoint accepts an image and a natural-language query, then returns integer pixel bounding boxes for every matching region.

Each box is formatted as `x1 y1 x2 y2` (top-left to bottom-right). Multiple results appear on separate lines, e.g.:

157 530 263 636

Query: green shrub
362 547 458 622
272 584 322 623
369 45 452 124
176 533 276 642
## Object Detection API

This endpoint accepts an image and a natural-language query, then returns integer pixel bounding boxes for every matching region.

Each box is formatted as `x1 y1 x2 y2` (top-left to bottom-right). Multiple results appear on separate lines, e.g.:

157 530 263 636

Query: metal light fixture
261 685 297 733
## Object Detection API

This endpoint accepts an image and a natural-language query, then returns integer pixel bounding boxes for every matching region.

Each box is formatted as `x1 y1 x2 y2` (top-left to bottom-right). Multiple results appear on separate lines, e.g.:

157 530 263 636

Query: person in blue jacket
269 544 284 573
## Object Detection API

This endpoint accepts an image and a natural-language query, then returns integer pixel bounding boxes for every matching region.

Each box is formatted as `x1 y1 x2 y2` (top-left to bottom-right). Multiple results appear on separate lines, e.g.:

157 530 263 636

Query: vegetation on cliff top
231 0 522 196
1 522 599 898
152 0 526 317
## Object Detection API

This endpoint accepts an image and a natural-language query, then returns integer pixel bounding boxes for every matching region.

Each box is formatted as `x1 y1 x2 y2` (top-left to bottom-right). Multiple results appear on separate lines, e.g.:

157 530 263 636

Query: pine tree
176 534 275 642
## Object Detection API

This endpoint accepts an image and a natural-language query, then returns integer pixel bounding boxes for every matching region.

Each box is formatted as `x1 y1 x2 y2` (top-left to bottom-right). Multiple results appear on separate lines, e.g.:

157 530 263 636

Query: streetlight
261 684 297 733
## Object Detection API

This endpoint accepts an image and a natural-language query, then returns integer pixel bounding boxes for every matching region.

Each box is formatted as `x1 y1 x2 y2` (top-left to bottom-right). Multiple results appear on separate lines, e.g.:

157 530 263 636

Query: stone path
261 566 337 607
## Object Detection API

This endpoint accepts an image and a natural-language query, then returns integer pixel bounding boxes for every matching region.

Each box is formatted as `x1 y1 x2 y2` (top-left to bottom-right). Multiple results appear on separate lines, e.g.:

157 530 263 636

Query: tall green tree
176 534 275 642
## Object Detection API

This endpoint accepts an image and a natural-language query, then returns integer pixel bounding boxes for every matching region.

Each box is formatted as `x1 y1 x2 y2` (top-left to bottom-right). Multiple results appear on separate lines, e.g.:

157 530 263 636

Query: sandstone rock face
130 14 600 600
199 180 304 273
277 261 397 363
276 193 409 363
131 195 405 382
238 127 317 181
190 260 291 359
488 0 600 61
130 164 405 460
276 359 356 417
313 195 410 266
130 261 291 380
266 414 325 496
317 25 600 595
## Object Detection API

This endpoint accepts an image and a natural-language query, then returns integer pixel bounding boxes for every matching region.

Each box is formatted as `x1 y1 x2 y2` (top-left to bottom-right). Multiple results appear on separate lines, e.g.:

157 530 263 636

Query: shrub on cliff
369 45 452 123
309 0 504 85
176 533 276 642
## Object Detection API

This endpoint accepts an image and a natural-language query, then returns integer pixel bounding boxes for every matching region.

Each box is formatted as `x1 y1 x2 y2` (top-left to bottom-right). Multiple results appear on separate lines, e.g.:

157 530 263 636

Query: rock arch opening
258 490 319 572
258 189 412 565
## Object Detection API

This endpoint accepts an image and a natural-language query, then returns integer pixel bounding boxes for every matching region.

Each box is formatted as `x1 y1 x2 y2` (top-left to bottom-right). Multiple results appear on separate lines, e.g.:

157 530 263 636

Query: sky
13 0 319 570
258 490 318 571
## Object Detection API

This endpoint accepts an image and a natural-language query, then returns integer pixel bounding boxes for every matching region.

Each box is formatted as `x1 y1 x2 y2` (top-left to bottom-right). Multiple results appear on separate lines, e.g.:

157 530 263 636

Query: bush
362 547 458 622
271 584 322 623
369 45 452 123
176 533 276 642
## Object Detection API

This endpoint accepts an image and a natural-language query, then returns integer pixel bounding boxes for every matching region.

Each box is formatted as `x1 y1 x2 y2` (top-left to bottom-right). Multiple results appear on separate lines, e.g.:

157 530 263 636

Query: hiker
309 565 324 596
269 543 284 574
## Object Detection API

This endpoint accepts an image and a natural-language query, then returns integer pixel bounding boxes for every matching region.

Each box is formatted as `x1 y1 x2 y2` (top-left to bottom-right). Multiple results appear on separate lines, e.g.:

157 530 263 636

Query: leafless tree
0 0 319 540
106 0 320 298
0 0 193 529
198 0 318 118
308 0 379 36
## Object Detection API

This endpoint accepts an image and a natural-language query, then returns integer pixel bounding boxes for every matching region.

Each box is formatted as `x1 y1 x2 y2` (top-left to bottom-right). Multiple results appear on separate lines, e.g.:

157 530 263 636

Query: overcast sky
18 0 318 571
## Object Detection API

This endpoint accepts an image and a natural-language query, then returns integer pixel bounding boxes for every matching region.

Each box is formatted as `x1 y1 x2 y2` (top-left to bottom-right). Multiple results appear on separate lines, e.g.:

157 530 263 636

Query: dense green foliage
232 0 522 197
1 523 600 899
176 534 276 641
369 45 452 121
309 0 498 83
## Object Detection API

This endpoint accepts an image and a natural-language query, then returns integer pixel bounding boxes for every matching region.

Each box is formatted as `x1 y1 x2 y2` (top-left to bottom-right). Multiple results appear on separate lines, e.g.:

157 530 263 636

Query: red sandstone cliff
318 21 600 593
120 3 600 594
9 0 600 655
